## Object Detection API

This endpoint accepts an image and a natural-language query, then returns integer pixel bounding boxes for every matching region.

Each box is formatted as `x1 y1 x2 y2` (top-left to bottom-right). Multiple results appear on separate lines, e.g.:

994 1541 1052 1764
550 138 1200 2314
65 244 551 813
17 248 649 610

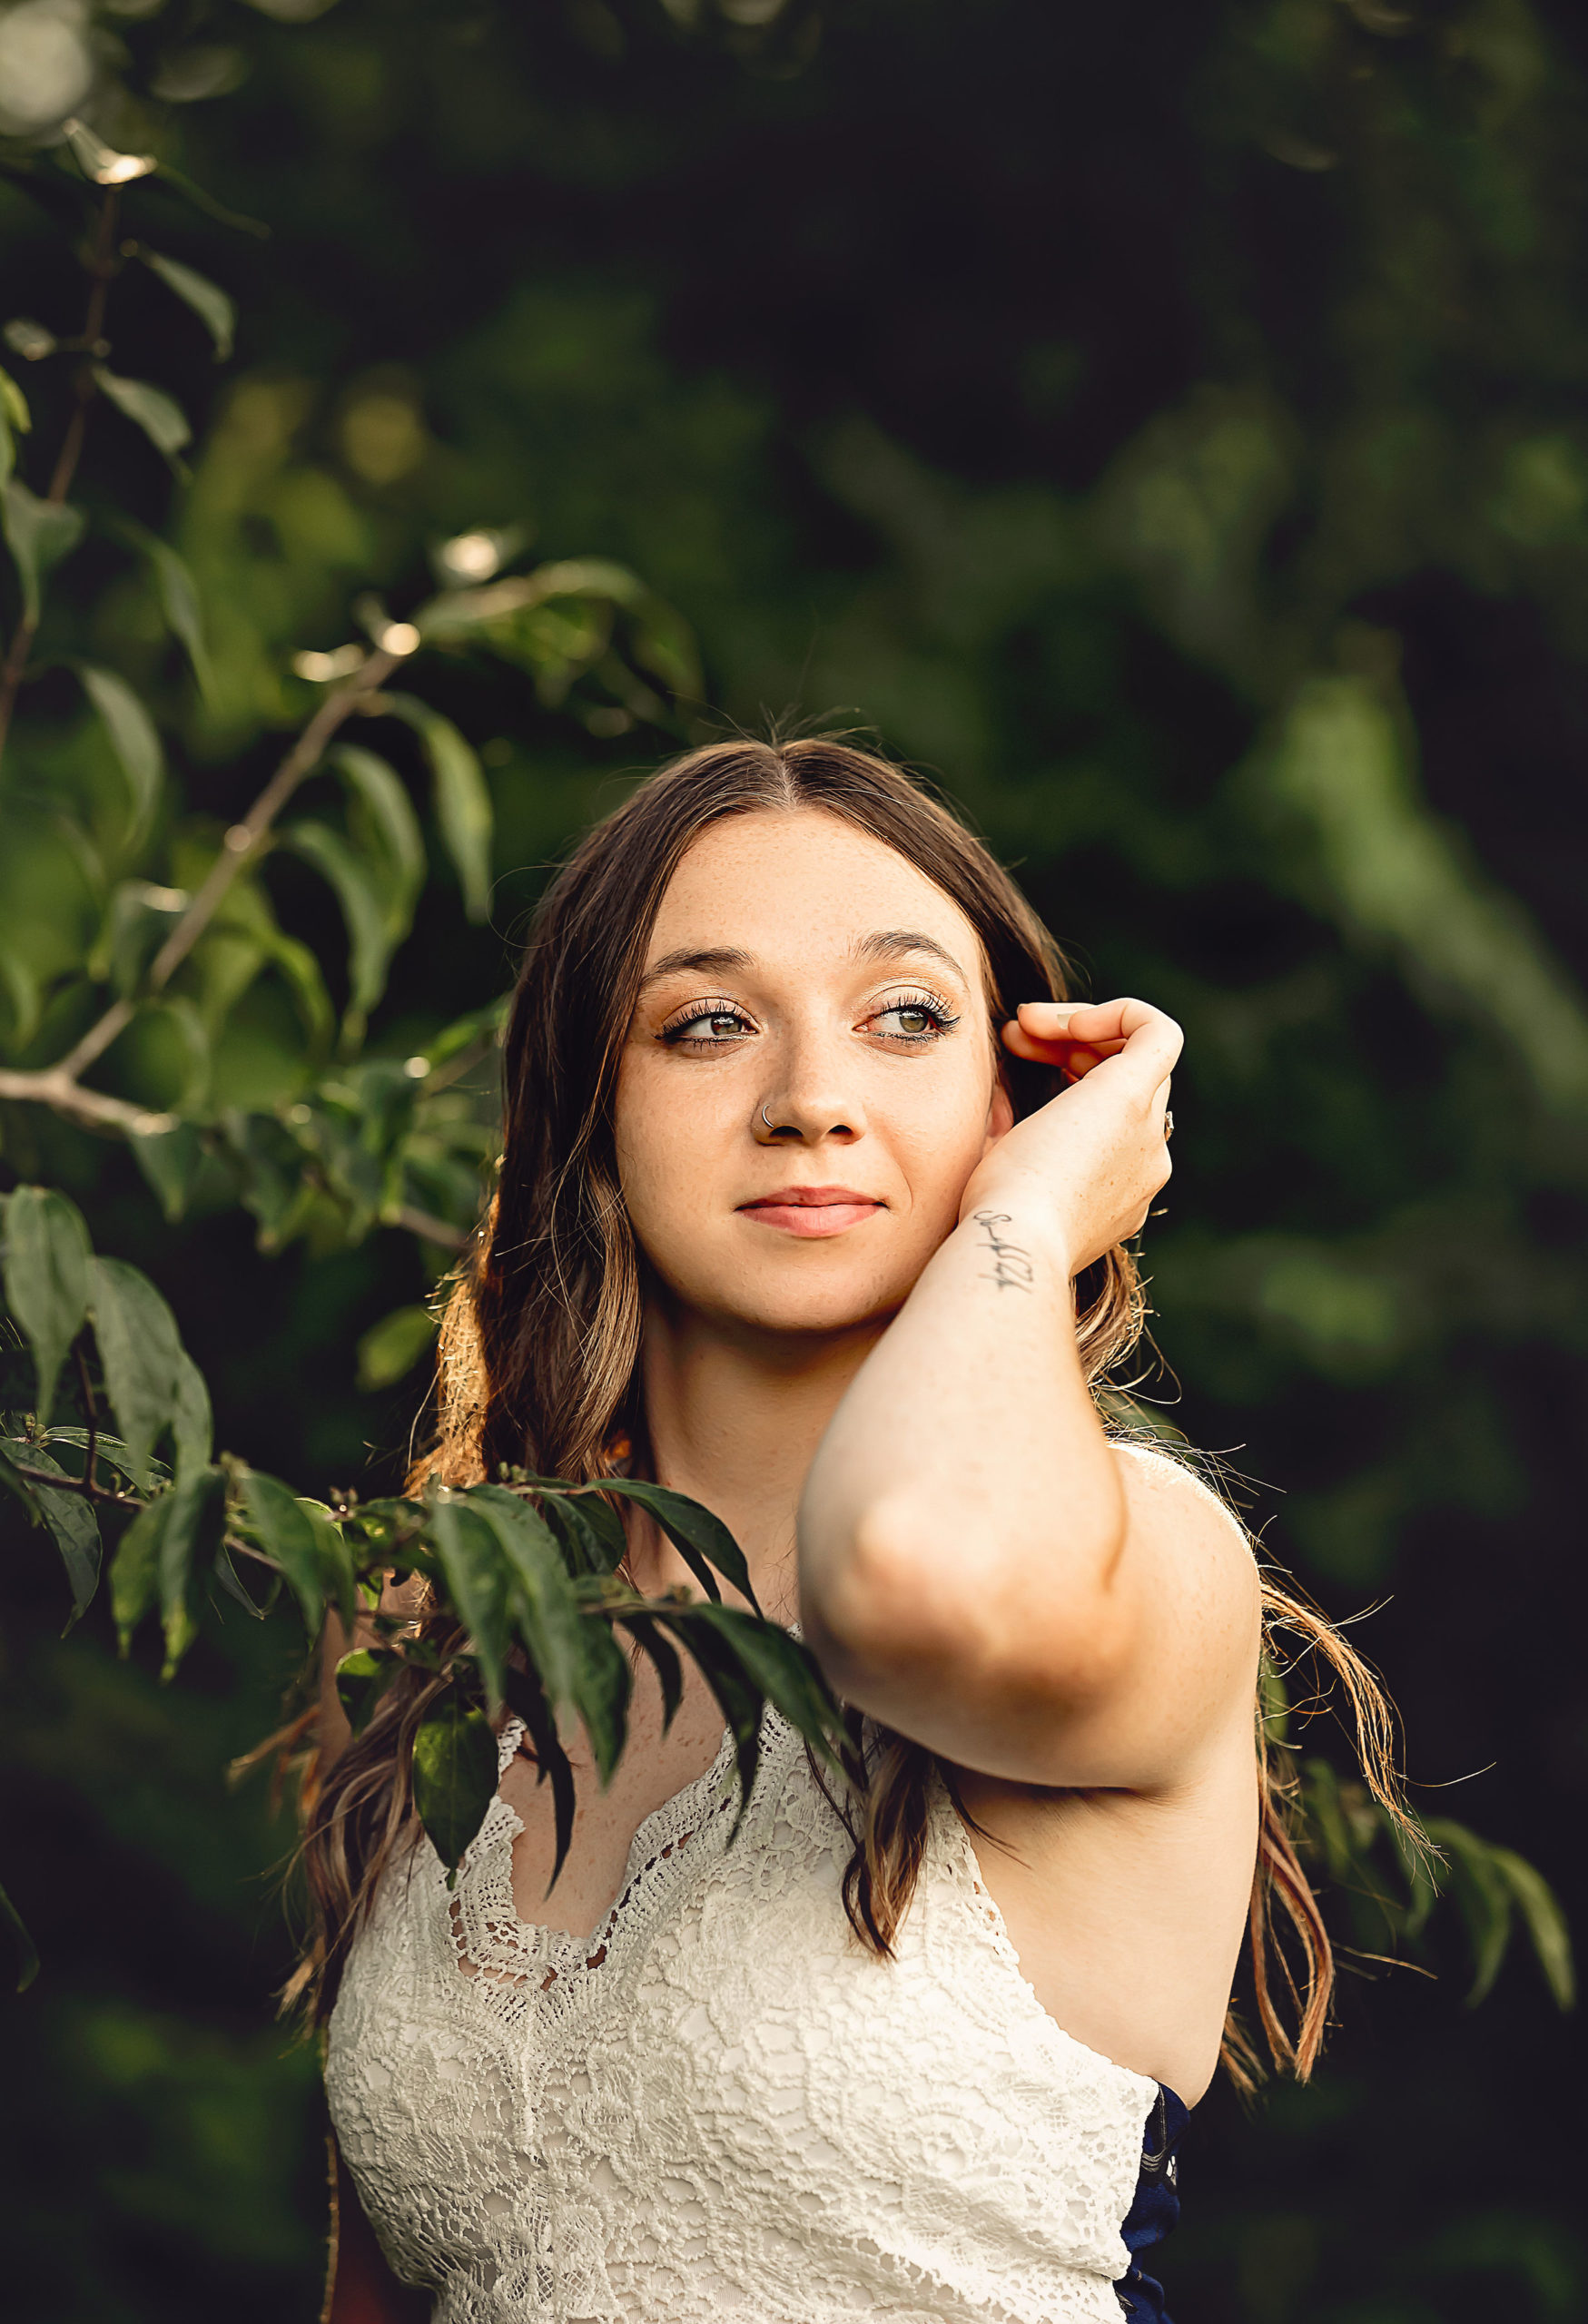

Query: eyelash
656 989 961 1049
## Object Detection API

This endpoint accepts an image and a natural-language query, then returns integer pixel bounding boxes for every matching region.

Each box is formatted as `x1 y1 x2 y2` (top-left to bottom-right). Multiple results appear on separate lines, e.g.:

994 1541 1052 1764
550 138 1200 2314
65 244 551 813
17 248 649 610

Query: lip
736 1185 886 1239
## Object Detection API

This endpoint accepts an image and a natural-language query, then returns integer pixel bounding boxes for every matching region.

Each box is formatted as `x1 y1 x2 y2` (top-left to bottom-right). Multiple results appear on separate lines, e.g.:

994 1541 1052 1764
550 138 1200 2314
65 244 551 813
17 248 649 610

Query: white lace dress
325 1703 1161 2322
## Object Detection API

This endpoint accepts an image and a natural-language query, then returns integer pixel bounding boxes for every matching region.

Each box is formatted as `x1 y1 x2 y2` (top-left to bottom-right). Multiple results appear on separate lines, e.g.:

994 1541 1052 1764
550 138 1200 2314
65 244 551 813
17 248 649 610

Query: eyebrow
637 931 972 994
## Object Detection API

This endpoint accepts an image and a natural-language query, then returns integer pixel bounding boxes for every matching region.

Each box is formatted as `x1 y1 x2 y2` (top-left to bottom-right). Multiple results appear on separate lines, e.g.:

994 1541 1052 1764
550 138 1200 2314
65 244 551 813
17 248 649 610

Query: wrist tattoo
971 1209 1034 1293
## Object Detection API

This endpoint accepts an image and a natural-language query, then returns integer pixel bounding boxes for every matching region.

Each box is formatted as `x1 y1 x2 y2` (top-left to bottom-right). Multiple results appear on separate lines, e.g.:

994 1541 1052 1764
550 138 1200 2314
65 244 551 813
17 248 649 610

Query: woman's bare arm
798 998 1260 1791
324 2133 430 2324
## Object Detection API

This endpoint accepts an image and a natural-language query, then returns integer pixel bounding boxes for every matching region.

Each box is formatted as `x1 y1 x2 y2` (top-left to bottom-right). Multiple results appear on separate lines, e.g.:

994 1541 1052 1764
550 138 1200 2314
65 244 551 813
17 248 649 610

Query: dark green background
3 2 1587 2317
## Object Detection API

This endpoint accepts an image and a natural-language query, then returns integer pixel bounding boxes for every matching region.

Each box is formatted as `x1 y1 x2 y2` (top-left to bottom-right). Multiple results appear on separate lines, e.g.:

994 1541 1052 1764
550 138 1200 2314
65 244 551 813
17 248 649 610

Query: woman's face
615 807 1013 1340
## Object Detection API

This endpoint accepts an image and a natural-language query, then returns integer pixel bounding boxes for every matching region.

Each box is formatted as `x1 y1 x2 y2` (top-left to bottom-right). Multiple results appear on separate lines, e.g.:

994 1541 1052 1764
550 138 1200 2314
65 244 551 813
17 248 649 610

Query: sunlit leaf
335 1646 401 1738
140 250 236 361
76 665 163 842
411 1690 498 1875
356 1303 437 1391
1 479 85 625
2 1186 92 1427
326 744 426 932
99 880 189 1001
0 1439 100 1630
94 369 192 469
1 1878 38 1994
0 361 31 434
380 694 493 922
89 1257 186 1492
429 1495 510 1715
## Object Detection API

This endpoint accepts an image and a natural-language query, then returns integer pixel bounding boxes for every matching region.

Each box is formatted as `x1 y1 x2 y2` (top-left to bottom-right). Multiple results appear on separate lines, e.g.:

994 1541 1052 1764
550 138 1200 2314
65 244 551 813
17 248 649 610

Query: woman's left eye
867 996 958 1043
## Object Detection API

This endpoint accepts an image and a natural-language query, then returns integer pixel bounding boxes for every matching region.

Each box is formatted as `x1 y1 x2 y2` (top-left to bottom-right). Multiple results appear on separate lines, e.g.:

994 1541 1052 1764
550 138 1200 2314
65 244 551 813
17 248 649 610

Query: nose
755 1022 865 1145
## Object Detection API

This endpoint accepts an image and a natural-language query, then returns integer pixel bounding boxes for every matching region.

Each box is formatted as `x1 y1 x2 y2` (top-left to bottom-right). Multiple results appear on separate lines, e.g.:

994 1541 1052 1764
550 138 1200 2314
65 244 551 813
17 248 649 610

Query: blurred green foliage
3 1 1588 2318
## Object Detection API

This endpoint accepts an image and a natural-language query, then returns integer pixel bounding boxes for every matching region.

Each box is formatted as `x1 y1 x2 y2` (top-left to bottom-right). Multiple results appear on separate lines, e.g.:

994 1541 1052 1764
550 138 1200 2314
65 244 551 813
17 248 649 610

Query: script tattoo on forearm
971 1209 1034 1293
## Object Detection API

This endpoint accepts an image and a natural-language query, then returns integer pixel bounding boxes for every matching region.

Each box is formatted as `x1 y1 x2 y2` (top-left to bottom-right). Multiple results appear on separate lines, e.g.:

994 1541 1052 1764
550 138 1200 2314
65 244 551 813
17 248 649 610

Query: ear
981 1073 1015 1157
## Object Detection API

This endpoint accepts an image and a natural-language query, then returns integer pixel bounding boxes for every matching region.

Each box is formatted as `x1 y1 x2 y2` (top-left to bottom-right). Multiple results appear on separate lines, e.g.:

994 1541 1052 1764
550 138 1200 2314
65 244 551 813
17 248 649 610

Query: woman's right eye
659 1005 754 1046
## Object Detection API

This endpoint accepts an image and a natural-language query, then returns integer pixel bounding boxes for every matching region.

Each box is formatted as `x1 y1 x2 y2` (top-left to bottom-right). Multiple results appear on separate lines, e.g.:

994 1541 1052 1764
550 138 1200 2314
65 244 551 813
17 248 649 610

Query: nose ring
760 1102 775 1130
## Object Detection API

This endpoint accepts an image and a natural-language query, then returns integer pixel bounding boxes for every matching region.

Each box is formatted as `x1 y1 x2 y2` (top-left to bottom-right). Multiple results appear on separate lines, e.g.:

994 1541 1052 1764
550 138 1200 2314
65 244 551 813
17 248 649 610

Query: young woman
308 736 1400 2324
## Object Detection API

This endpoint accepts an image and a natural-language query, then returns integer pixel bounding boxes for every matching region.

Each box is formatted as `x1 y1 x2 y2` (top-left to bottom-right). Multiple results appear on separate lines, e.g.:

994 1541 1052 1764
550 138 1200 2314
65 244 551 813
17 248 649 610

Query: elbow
801 1487 1133 1711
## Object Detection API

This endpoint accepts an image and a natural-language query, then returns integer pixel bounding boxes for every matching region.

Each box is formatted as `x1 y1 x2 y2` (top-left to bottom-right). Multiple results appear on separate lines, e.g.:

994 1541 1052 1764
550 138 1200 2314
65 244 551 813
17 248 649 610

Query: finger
1017 998 1180 1066
1001 1020 1124 1071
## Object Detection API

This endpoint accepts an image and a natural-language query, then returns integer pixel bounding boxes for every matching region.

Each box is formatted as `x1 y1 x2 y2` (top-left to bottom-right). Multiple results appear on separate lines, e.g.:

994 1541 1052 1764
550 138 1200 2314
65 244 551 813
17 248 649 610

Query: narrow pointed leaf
572 1615 632 1785
169 1351 212 1484
356 1304 437 1392
111 1492 170 1652
685 1602 844 1775
157 1466 226 1677
1 1440 100 1628
465 1486 588 1714
597 1479 756 1608
328 745 425 931
44 1430 167 1492
1 478 84 624
411 1691 498 1874
538 1491 623 1578
381 694 493 922
3 1186 92 1426
141 530 213 696
429 1496 510 1715
213 1542 271 1620
1491 1846 1575 2012
89 1257 184 1490
501 1664 577 1894
77 665 163 841
140 249 236 360
1 1880 39 1994
656 1606 766 1829
0 1441 42 1521
619 1610 684 1732
280 819 393 1022
1426 1819 1515 2008
94 369 192 467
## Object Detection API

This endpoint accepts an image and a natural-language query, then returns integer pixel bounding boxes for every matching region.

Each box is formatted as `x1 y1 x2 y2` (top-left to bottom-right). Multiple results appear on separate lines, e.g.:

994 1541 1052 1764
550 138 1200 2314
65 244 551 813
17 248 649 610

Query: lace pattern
326 1708 1160 2321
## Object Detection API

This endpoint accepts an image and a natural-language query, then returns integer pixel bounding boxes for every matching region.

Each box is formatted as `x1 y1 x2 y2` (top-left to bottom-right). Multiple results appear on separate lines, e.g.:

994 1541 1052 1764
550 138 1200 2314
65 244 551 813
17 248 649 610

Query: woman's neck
633 1301 883 1623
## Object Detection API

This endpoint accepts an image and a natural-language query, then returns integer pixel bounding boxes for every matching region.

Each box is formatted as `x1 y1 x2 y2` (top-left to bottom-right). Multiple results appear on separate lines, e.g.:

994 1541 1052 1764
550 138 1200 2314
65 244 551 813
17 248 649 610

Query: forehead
646 807 983 976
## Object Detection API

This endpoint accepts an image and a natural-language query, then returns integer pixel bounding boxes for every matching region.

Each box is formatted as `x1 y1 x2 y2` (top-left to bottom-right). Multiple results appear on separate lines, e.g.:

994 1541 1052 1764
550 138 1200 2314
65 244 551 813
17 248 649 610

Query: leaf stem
0 188 120 768
10 1456 140 1507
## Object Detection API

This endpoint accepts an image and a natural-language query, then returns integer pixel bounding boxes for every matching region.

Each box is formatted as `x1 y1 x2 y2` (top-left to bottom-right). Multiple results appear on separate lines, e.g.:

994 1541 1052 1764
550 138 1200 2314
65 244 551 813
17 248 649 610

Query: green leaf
429 1496 511 1715
327 744 426 933
356 1303 438 1391
280 819 394 1028
500 1663 577 1893
110 1493 168 1652
381 694 493 922
0 361 30 436
0 1440 42 1521
301 1500 357 1634
139 249 236 361
335 1647 401 1738
464 1487 588 1714
411 1690 498 1875
170 1350 212 1483
131 1120 204 1225
0 1440 101 1630
228 1112 316 1248
1490 1845 1575 2012
94 369 192 468
233 1470 326 1635
156 1466 226 1677
139 528 213 697
89 1256 185 1491
657 1604 766 1829
1426 1819 1516 2008
0 478 85 625
595 1479 757 1609
2 1186 92 1425
618 1609 684 1731
538 1491 624 1579
98 879 189 1001
572 1615 632 1784
2 319 54 363
683 1602 844 1777
75 664 163 842
1 1878 39 1994
43 1429 168 1492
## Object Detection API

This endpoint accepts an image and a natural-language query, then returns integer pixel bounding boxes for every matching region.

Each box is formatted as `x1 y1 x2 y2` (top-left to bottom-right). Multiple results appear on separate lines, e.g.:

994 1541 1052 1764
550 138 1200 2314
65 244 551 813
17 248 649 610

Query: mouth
736 1185 886 1239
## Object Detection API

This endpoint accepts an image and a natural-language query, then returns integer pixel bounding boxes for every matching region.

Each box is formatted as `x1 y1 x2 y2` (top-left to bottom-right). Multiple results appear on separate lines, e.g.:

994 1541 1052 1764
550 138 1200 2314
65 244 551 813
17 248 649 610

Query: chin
710 1261 913 1340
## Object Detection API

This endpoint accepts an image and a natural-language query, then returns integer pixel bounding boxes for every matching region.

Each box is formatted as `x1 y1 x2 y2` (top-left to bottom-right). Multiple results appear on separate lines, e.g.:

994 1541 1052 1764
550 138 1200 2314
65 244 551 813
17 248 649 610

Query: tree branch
9 1458 140 1508
0 187 120 769
0 647 402 1123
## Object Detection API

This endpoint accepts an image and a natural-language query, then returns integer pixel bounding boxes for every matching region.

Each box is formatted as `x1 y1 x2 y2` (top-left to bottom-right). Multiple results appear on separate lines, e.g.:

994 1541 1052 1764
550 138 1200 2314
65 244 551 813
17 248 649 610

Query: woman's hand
958 998 1182 1276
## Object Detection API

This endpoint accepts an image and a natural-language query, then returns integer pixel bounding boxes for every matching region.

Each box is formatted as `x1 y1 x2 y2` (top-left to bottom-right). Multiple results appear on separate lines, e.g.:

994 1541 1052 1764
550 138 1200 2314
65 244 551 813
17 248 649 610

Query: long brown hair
299 736 1412 2080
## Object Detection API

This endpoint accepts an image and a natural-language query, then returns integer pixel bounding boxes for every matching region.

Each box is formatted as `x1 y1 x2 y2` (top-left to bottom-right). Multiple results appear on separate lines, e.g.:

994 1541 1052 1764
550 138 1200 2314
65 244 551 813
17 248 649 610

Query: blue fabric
1112 2084 1188 2320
